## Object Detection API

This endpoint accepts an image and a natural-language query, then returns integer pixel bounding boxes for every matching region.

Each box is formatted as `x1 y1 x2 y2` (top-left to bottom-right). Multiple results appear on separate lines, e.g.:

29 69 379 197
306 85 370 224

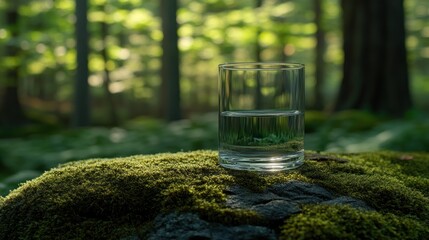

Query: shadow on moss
301 152 429 220
281 205 429 240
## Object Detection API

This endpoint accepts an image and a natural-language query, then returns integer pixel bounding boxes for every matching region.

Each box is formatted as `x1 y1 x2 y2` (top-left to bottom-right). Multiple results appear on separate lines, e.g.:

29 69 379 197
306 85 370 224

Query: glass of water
218 62 305 171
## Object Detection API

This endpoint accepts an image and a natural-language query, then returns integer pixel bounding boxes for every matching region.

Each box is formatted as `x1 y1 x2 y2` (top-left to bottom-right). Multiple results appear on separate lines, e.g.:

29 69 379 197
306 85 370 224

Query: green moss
0 150 428 239
280 205 429 240
193 200 265 226
389 152 429 178
300 152 429 220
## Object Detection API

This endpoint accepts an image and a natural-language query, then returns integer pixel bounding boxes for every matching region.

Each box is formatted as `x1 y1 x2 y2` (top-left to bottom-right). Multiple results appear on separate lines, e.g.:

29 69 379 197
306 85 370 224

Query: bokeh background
0 0 428 195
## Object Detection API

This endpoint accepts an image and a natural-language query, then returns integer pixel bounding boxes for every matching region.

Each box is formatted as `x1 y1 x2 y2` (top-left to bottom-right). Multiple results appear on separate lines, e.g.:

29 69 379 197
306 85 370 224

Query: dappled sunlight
422 26 429 37
109 127 127 143
4 0 419 119
109 81 126 93
420 47 429 58
0 28 8 39
89 75 103 87
375 130 395 143
271 2 295 17
124 9 154 29
1 0 429 207
283 44 296 56
178 36 194 51
305 115 429 153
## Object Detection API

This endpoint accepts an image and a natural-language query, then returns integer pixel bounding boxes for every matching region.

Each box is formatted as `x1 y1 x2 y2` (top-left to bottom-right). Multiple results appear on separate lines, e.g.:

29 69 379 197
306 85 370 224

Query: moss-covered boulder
0 150 428 239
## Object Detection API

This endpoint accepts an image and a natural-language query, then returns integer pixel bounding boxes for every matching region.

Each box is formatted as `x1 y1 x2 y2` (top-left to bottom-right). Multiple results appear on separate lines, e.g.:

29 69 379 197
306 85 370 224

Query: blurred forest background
0 0 429 195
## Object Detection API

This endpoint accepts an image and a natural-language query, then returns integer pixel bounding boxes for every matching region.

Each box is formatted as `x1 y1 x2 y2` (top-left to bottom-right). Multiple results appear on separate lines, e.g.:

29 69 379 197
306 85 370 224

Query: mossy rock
0 151 428 239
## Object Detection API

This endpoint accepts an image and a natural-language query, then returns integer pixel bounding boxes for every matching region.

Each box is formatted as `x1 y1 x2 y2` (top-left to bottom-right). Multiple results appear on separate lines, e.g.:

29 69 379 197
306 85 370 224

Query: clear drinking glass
218 62 305 171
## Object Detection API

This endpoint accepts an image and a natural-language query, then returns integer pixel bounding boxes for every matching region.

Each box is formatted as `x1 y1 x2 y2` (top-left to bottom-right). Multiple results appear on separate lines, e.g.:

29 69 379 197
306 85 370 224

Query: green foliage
305 110 429 152
0 0 352 124
304 110 328 133
0 170 41 196
1 0 429 126
323 110 382 132
382 120 429 151
0 114 217 171
1 110 429 196
281 205 429 240
0 151 428 239
0 114 217 195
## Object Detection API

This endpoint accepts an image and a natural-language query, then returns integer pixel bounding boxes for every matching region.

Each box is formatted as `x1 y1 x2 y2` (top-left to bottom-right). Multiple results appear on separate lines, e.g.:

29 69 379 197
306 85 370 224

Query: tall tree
0 2 25 125
336 0 411 116
314 0 326 110
100 4 118 126
160 0 181 121
254 0 263 109
73 0 90 126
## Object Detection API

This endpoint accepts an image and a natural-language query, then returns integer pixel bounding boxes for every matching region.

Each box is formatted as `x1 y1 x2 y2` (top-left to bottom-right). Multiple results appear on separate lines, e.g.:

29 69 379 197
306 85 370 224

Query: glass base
219 150 304 172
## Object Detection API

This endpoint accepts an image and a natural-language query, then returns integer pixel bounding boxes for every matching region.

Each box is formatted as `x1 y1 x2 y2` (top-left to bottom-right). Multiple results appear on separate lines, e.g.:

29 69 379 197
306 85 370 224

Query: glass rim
219 62 304 70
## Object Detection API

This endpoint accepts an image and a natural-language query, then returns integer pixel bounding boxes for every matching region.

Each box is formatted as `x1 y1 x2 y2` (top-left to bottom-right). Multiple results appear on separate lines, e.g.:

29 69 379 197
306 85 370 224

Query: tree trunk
336 0 411 117
0 2 26 125
160 0 181 121
254 0 263 109
314 0 326 110
73 0 90 126
101 5 119 126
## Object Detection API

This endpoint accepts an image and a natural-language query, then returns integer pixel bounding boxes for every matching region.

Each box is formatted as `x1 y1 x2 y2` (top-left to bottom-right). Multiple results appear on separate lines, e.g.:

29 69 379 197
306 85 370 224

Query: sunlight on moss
0 151 428 239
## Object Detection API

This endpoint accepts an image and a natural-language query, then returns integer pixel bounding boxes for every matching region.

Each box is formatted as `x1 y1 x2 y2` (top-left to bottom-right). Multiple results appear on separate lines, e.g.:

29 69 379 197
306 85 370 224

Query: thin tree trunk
336 0 411 117
0 1 25 125
254 0 263 109
160 0 181 121
73 0 90 126
101 5 118 126
314 0 325 110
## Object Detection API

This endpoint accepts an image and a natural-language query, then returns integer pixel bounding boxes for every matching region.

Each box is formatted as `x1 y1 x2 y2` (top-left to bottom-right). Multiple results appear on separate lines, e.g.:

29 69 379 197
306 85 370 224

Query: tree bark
101 5 119 126
0 2 26 125
336 0 411 117
254 0 263 109
73 0 90 126
314 0 326 110
160 0 181 121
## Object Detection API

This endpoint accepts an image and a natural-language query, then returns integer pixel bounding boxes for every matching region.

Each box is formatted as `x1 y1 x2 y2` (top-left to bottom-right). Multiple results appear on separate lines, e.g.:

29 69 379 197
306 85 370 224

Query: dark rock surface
224 180 372 223
268 181 335 201
148 212 276 240
250 199 301 224
147 181 373 240
322 196 374 210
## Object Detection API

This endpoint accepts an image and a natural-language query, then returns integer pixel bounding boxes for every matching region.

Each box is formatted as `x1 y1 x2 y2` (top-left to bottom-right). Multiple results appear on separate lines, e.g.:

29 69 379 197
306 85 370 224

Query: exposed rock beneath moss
148 212 276 240
224 181 372 225
323 196 373 210
0 150 428 239
143 181 374 239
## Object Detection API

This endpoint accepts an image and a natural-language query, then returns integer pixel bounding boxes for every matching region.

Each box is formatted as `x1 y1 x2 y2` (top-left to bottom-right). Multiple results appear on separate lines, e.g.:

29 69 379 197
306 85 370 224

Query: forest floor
0 110 428 196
